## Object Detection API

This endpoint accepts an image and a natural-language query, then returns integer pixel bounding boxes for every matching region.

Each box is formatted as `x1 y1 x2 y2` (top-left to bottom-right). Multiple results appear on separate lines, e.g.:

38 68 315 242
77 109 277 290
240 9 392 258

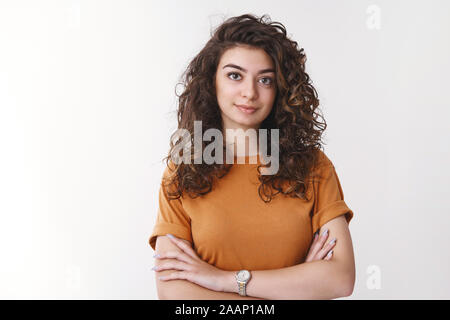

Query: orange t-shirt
149 150 353 271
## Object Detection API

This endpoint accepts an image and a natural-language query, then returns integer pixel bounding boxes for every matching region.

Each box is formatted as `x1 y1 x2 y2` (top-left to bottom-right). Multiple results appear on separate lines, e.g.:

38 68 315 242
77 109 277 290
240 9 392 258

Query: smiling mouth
235 104 257 114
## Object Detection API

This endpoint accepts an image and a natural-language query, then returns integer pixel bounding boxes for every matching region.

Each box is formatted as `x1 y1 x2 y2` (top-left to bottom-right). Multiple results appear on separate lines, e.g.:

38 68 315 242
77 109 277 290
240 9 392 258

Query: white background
0 0 449 299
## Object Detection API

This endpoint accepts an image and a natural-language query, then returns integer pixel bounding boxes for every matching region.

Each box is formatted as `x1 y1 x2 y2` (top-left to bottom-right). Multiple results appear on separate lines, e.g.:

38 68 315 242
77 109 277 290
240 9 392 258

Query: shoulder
162 159 177 176
160 159 181 184
309 149 334 176
160 159 181 195
314 149 333 167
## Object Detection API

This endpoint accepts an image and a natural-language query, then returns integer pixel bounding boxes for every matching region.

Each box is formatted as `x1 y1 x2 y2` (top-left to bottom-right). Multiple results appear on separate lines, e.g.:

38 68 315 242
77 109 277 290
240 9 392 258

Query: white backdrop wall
0 0 449 299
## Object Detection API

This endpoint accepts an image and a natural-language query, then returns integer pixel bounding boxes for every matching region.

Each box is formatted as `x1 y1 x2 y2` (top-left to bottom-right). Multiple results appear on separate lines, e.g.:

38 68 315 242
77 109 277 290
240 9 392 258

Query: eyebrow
222 63 275 74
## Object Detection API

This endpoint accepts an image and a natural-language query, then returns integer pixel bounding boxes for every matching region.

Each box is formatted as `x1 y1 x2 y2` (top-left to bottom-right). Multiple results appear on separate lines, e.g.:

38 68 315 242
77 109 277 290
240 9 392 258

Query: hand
152 234 230 292
305 229 336 262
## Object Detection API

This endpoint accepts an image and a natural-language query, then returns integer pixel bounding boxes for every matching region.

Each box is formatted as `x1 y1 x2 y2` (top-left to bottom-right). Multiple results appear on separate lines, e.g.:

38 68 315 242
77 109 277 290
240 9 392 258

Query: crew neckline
233 153 261 164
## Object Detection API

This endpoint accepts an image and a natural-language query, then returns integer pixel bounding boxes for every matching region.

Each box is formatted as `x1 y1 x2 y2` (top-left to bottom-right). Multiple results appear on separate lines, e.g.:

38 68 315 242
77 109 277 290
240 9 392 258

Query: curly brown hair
162 13 327 203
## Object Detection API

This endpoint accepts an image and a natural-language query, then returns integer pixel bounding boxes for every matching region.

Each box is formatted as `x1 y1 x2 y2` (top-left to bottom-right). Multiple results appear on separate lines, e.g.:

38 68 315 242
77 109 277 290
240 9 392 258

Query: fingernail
153 254 160 258
167 234 175 239
151 266 158 271
327 250 333 257
329 238 336 245
322 229 328 237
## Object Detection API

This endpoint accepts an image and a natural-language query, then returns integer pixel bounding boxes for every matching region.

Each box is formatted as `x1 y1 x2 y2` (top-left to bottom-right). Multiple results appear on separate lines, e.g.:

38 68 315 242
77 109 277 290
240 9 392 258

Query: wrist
220 271 238 293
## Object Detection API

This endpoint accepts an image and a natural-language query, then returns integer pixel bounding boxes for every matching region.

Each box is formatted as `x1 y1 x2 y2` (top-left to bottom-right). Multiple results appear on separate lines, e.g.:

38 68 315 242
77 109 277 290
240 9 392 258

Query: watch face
237 270 250 282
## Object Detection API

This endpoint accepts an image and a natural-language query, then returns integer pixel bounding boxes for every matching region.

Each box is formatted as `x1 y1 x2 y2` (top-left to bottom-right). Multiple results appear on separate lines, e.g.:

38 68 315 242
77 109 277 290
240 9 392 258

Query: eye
227 72 241 81
259 77 273 86
227 72 274 86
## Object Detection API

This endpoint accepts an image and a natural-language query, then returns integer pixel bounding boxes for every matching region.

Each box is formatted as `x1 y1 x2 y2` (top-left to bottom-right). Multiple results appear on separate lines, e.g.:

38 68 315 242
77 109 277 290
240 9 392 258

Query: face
215 46 277 132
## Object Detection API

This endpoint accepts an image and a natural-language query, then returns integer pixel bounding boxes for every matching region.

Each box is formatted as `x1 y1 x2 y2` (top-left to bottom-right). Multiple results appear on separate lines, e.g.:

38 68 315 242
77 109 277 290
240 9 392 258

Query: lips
236 104 257 114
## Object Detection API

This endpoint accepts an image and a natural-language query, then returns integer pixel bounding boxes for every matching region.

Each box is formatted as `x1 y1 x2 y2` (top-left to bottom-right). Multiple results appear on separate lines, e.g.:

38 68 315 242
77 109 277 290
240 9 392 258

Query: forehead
218 46 274 69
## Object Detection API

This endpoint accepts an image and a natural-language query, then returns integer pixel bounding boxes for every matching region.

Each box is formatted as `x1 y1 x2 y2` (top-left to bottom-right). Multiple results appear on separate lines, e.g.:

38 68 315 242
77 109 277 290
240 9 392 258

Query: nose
241 78 258 100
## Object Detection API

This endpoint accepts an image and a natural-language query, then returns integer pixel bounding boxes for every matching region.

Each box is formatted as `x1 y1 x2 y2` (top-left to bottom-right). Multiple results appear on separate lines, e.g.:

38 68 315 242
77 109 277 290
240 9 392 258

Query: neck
223 128 260 158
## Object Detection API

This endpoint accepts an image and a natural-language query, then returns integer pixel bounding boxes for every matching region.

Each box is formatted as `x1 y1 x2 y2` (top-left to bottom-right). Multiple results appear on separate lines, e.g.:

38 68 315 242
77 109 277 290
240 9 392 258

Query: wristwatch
235 270 252 296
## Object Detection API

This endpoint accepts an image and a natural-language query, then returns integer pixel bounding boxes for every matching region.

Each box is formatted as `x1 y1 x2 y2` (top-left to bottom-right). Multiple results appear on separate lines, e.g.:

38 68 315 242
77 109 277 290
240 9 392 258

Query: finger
153 259 191 272
166 234 199 260
317 237 337 259
305 231 324 262
318 229 330 243
309 229 330 258
159 271 192 282
312 232 319 243
324 250 333 261
156 250 194 264
306 233 319 256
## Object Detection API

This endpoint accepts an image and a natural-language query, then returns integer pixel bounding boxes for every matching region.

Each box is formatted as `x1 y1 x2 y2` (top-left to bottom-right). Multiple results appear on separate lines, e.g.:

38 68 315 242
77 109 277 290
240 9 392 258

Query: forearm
156 273 265 300
223 260 353 300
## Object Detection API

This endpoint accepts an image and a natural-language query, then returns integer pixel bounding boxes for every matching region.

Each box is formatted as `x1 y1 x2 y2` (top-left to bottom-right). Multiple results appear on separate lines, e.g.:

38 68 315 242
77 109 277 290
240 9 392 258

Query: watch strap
238 281 246 296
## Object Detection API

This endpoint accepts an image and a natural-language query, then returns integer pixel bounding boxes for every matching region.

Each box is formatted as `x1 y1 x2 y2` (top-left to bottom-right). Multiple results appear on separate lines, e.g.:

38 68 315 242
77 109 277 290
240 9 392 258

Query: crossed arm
153 215 355 300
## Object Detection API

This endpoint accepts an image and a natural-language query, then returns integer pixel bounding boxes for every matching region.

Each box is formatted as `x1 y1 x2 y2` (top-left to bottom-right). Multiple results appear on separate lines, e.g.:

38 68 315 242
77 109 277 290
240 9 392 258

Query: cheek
222 83 240 98
216 82 239 104
261 88 276 105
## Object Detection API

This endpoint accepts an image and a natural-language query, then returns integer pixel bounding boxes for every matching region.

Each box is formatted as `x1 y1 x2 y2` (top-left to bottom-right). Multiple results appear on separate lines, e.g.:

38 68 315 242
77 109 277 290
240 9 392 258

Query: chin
235 120 261 129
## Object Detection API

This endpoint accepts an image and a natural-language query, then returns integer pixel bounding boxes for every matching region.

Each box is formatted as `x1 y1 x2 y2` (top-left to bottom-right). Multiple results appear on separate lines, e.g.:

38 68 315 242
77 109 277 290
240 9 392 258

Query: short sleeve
148 166 193 251
310 155 354 235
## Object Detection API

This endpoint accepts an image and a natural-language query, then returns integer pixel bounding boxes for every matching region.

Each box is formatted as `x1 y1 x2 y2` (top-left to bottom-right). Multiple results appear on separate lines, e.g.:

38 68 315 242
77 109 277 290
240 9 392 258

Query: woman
149 14 355 300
